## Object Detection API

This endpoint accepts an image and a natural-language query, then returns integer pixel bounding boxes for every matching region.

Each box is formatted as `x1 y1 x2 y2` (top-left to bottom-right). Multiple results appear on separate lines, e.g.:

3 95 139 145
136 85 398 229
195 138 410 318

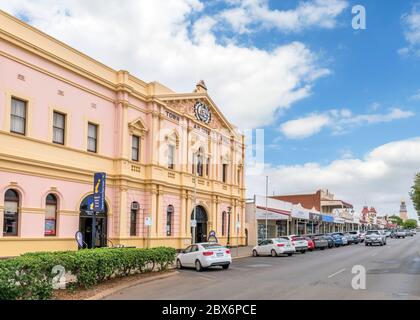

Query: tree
410 173 420 218
403 219 418 229
388 215 403 226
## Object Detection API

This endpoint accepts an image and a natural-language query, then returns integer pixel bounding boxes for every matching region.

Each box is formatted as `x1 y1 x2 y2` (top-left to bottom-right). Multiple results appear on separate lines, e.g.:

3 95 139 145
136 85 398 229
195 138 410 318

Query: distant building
360 206 379 230
271 189 357 232
399 200 408 222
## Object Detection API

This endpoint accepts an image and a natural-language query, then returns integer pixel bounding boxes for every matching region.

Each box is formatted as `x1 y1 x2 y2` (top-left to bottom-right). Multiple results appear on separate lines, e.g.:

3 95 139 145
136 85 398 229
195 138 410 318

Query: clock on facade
194 102 212 124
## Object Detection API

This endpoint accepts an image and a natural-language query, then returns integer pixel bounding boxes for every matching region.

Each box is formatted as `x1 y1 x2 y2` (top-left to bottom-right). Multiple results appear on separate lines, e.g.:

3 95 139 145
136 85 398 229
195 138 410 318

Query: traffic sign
191 220 197 228
145 217 152 226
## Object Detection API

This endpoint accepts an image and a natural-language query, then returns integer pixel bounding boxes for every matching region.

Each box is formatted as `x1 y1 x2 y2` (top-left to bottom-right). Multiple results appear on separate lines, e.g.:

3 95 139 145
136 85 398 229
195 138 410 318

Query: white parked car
279 235 309 254
176 243 232 272
252 238 296 257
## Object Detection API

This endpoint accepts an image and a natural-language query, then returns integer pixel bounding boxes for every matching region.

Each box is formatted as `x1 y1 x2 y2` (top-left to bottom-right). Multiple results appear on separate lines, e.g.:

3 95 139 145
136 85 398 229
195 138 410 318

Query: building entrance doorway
79 195 108 248
191 205 208 243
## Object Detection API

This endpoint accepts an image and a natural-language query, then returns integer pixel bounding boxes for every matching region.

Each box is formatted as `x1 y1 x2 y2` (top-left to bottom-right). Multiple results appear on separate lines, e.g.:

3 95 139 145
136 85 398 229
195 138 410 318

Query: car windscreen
366 231 379 235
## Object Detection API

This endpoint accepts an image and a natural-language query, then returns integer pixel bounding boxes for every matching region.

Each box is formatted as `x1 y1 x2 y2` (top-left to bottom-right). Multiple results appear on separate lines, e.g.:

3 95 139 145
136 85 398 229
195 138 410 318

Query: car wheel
379 242 383 246
287 253 293 257
252 250 258 257
195 260 203 272
301 250 306 254
365 243 369 246
271 249 277 257
176 259 183 269
321 247 325 251
222 264 230 270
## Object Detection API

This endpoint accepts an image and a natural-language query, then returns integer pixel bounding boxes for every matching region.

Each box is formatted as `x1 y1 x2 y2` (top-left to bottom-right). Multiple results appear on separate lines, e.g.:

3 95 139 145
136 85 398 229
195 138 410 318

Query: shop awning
322 215 334 223
256 206 289 220
291 204 310 220
334 217 345 224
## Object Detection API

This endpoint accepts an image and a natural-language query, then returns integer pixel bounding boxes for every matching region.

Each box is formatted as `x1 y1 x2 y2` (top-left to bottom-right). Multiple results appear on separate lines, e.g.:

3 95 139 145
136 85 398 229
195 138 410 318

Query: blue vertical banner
93 172 106 212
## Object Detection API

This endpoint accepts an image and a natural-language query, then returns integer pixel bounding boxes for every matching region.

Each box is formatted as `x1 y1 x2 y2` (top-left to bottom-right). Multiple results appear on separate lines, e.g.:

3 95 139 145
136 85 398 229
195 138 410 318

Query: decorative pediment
128 117 148 137
161 97 232 133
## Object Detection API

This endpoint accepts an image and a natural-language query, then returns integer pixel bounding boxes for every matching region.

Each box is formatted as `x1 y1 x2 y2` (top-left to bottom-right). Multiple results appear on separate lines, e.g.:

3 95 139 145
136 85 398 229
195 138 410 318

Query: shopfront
256 206 290 242
291 205 310 236
308 212 323 234
321 214 334 233
334 217 345 232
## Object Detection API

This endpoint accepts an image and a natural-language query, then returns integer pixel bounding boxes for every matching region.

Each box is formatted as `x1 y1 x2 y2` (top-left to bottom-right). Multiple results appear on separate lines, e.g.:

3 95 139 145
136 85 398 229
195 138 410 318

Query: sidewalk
229 246 253 259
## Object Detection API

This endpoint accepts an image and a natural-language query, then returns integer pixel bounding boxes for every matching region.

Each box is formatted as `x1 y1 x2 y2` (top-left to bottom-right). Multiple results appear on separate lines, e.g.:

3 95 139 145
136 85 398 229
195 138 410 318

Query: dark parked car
320 235 335 248
344 232 360 244
307 235 328 250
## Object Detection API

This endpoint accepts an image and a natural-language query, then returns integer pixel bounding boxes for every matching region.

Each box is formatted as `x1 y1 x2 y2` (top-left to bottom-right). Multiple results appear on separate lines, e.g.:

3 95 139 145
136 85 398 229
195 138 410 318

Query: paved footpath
106 235 420 300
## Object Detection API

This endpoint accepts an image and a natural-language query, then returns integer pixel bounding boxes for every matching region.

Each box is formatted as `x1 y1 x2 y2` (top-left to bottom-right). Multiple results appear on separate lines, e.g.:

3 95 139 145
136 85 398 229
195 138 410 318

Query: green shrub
0 247 176 300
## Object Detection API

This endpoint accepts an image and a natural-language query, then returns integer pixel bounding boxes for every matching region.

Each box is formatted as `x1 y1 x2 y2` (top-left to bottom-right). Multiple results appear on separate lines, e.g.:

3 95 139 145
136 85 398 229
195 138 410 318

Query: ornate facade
0 11 245 256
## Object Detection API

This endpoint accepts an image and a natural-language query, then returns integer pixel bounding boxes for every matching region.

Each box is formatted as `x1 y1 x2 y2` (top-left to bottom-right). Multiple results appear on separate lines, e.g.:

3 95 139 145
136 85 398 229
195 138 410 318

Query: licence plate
217 253 223 257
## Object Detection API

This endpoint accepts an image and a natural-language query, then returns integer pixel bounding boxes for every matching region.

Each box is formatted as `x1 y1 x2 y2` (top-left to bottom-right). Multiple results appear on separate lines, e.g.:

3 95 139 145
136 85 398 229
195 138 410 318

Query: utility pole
265 176 268 240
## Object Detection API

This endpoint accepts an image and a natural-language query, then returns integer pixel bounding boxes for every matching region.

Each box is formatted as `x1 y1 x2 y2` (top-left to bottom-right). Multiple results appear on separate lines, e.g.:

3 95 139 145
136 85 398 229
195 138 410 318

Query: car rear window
367 231 379 235
275 238 288 243
201 244 224 249
293 237 304 241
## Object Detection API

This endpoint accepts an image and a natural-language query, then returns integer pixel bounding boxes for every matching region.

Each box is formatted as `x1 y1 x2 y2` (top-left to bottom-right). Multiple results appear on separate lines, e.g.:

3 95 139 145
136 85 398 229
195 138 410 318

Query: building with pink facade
0 11 246 257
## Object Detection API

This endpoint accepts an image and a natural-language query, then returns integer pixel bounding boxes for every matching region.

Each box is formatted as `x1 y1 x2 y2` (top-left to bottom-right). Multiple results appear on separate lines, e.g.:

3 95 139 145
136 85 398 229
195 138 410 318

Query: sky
1 0 419 220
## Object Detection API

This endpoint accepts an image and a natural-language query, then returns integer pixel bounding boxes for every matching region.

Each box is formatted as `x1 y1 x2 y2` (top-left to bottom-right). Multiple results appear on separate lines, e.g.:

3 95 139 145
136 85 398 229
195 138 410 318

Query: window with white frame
53 112 66 145
10 98 27 135
87 123 98 153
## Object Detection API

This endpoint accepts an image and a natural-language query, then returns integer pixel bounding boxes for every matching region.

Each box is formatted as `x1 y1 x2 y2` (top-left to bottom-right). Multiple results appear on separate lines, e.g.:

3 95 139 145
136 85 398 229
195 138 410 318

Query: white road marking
327 268 346 279
198 276 216 281
371 252 378 257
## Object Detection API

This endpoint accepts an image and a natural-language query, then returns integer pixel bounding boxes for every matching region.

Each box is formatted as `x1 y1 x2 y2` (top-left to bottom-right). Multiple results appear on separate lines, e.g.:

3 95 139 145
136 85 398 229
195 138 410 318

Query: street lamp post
227 206 231 246
192 158 198 244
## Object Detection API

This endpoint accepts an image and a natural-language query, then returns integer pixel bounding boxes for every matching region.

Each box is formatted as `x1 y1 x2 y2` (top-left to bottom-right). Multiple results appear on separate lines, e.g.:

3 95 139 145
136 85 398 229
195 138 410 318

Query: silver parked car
365 230 387 246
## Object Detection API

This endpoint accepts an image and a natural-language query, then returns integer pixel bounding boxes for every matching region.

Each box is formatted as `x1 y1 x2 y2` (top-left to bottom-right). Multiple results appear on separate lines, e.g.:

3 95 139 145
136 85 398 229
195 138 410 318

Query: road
106 235 420 300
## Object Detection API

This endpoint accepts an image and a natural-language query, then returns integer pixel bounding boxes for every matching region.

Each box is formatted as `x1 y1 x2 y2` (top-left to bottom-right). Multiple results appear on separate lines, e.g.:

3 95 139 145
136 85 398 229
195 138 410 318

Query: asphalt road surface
106 234 420 300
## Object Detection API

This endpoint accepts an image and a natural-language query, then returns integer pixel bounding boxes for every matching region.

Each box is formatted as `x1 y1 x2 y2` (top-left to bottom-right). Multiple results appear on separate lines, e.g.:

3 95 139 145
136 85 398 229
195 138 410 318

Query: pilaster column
150 188 158 238
186 192 192 237
118 186 128 238
180 190 187 238
151 109 160 165
156 186 163 237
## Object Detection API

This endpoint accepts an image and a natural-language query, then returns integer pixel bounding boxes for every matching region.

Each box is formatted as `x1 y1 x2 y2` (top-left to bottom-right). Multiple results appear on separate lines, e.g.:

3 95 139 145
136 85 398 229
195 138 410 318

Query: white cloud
400 3 420 57
279 108 415 139
279 114 330 139
410 89 420 101
1 0 331 128
220 0 348 34
246 137 420 220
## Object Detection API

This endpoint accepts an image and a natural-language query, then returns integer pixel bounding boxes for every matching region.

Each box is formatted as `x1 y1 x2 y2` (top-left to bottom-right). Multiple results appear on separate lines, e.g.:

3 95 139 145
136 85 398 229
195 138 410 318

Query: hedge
0 247 177 300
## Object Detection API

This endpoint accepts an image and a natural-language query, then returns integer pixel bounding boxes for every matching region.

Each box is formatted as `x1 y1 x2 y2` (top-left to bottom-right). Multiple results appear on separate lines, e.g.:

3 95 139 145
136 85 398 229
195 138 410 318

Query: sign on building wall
93 172 106 212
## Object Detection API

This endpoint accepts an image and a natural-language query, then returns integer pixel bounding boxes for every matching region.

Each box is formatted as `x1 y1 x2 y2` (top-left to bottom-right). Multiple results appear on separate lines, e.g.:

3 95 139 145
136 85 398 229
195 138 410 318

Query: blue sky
2 0 419 220
259 0 420 165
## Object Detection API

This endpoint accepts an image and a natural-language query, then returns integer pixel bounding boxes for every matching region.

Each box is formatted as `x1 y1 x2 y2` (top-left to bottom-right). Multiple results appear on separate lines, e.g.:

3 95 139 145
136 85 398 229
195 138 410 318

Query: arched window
222 211 227 236
45 194 58 236
130 202 139 237
3 189 19 236
166 205 174 236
